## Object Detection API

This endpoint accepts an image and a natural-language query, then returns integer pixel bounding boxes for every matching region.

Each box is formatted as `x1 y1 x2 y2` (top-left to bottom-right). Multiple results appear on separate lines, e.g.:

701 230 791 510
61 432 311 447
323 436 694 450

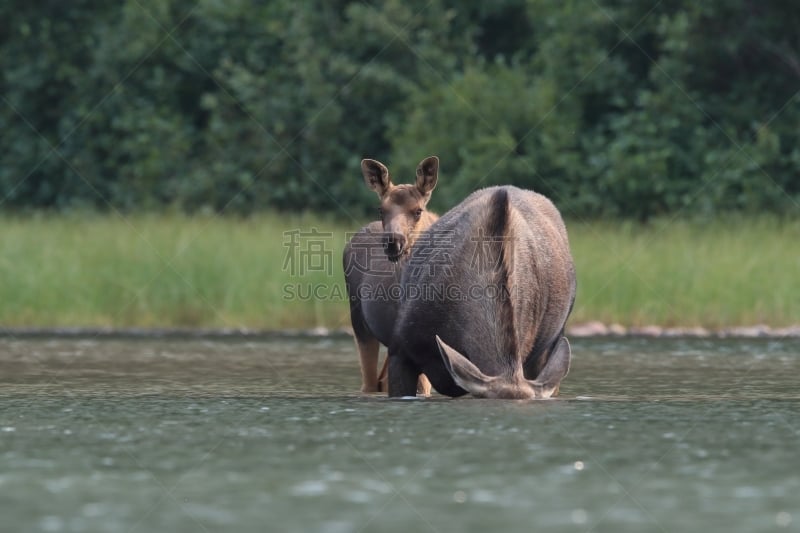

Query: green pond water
1 335 798 533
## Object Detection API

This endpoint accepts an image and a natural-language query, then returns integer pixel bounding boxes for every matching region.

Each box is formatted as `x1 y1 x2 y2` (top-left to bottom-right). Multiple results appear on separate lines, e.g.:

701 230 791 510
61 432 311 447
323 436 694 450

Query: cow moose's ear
415 156 439 197
528 337 571 399
436 335 492 397
362 159 392 197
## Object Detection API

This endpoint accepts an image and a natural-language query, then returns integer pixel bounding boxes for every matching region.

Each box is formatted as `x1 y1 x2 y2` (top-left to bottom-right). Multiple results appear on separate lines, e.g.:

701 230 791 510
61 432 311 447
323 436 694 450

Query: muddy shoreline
1 322 799 340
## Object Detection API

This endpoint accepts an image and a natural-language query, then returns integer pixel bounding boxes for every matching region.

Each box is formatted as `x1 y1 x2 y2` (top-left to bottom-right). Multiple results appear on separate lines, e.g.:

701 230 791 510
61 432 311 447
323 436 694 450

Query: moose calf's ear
362 159 392 196
415 156 439 196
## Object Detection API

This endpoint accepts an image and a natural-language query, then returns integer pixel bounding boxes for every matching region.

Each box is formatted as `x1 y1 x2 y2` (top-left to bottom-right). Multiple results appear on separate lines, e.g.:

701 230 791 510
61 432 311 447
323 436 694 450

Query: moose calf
343 157 439 395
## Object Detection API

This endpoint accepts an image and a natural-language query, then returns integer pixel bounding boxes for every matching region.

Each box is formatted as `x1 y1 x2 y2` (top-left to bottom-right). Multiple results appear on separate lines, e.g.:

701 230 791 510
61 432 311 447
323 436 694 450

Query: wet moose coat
387 185 577 399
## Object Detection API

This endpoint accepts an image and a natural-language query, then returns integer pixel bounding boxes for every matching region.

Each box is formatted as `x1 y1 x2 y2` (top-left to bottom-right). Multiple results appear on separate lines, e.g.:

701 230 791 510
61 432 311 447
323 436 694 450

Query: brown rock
629 325 663 336
662 326 710 337
771 326 800 337
608 323 627 336
568 321 608 337
724 325 771 337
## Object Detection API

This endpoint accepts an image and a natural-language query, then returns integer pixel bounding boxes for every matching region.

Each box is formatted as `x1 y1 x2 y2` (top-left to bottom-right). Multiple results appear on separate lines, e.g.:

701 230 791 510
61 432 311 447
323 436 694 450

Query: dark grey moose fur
387 185 577 399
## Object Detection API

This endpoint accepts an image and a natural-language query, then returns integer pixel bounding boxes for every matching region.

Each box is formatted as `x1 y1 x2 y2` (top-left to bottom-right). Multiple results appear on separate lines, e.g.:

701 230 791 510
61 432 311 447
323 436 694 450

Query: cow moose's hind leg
387 354 421 398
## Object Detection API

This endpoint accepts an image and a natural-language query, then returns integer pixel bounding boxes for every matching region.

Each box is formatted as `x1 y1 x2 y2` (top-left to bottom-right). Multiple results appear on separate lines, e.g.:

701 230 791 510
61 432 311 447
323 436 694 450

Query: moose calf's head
361 156 438 263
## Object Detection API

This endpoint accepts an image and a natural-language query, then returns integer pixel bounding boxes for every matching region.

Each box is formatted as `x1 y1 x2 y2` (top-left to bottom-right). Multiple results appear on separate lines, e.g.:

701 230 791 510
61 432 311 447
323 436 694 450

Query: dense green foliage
1 1 799 219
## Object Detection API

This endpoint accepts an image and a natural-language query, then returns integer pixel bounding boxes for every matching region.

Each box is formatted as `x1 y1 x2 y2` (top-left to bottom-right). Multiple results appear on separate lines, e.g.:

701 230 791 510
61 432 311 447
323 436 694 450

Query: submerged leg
387 353 420 398
378 354 431 396
377 354 389 392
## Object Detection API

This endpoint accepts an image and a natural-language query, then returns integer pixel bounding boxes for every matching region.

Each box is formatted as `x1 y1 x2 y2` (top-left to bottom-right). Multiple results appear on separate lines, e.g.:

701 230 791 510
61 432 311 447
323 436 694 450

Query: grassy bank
0 213 797 330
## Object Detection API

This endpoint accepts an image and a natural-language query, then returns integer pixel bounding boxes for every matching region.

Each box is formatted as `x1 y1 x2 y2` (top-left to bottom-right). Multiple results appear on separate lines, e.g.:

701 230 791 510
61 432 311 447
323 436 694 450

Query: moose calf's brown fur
343 157 438 395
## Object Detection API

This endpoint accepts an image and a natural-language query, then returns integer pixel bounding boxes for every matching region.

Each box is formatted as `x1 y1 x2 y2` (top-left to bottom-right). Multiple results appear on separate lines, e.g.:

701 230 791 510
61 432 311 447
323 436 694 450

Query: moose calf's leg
379 356 430 395
356 337 381 393
417 375 432 397
376 355 389 392
387 354 420 397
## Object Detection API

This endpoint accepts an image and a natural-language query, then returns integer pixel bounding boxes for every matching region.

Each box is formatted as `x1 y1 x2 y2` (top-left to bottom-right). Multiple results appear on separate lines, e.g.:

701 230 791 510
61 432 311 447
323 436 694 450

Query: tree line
1 0 798 220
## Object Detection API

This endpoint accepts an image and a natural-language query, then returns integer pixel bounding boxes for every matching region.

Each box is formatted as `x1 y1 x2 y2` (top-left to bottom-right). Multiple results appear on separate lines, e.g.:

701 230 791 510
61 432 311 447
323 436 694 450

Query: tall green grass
0 212 351 329
0 213 797 329
568 217 800 328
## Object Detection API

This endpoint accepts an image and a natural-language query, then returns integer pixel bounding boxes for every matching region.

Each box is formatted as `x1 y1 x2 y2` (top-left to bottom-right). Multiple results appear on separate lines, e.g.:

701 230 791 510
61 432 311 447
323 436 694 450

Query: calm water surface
1 335 799 532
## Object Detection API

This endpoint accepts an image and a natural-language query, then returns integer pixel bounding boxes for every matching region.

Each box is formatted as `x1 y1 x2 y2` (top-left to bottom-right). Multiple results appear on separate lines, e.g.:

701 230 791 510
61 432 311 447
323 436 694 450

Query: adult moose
343 156 438 395
387 186 576 399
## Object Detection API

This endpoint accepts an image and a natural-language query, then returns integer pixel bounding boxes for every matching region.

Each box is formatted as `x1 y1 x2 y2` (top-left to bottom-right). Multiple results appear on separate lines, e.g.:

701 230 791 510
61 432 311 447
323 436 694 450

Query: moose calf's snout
382 232 406 260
